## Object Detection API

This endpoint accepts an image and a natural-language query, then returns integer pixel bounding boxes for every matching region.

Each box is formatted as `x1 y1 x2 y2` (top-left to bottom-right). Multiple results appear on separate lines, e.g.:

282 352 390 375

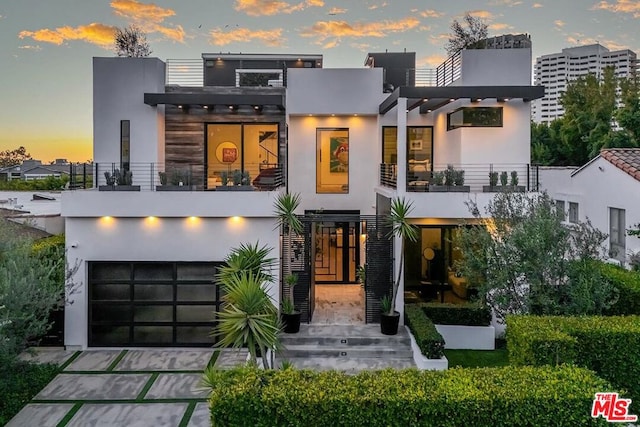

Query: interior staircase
276 324 415 372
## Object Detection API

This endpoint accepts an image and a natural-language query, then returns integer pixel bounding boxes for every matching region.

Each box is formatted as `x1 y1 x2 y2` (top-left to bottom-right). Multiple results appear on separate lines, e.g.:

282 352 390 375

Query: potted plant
281 274 301 333
382 197 418 335
483 171 500 192
274 192 304 328
99 169 140 191
509 170 526 192
218 169 253 191
156 168 192 191
356 265 366 285
500 171 509 187
429 171 447 192
451 169 470 192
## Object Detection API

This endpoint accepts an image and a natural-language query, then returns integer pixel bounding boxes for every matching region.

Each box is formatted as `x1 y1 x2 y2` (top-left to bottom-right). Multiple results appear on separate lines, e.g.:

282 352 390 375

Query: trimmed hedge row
508 315 640 413
598 262 640 315
418 302 492 326
206 365 612 427
405 304 445 359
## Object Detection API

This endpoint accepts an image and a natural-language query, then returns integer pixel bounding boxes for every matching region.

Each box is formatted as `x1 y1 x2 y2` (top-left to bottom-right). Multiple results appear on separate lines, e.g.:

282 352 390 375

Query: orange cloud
554 19 566 27
328 7 347 14
368 2 388 10
110 0 185 42
489 23 514 30
234 0 323 16
19 23 116 47
209 27 285 47
300 17 420 46
467 10 495 20
420 9 445 18
592 0 640 17
532 3 544 7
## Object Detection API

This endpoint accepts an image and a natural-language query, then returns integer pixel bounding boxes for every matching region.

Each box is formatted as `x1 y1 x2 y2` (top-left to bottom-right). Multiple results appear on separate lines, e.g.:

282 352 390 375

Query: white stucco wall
93 57 166 170
64 216 280 349
287 115 379 214
540 159 640 264
460 49 532 86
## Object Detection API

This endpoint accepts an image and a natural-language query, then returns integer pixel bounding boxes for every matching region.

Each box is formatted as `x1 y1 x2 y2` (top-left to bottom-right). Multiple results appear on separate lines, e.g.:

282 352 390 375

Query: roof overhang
379 85 546 115
144 92 285 109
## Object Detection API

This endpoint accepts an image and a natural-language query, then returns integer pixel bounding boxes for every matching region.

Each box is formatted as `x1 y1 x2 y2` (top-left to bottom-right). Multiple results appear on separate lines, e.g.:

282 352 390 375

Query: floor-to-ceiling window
316 128 349 194
206 123 278 189
381 126 433 189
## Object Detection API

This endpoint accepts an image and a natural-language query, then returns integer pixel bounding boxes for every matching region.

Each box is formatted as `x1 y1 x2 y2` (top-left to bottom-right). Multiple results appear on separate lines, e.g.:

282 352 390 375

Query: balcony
379 163 539 193
92 162 284 192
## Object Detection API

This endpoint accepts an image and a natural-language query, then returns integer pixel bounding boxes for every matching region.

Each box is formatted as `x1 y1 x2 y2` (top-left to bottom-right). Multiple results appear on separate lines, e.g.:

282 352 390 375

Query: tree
114 25 152 58
386 197 418 316
445 13 489 56
0 146 31 169
615 74 640 145
456 191 615 322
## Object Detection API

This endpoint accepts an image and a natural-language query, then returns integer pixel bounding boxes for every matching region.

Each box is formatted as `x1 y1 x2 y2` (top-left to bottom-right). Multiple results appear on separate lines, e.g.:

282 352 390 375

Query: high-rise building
532 44 637 124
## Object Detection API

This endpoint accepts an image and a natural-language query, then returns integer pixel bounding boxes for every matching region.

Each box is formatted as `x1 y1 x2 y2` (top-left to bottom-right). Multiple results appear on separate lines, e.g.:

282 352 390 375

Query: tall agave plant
273 193 303 307
216 242 276 285
386 197 418 315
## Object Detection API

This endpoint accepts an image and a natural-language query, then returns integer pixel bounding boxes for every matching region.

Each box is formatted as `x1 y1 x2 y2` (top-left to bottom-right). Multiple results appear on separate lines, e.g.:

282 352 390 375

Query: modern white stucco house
62 46 543 349
540 148 640 267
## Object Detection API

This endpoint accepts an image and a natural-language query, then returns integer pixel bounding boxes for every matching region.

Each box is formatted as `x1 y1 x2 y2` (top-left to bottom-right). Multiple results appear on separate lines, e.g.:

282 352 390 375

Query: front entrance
288 213 392 324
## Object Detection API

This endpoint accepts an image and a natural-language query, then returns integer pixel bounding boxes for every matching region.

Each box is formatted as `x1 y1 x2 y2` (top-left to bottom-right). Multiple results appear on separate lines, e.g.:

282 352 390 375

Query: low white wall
435 325 496 350
405 326 448 371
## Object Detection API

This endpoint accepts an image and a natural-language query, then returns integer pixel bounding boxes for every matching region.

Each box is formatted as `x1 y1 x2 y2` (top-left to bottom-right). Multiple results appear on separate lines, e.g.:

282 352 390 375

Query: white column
396 98 407 195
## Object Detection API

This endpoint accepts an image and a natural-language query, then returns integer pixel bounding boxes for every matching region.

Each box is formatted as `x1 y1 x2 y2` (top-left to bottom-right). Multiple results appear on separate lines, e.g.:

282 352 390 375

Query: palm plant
386 197 418 316
213 271 279 368
216 242 275 285
274 193 303 308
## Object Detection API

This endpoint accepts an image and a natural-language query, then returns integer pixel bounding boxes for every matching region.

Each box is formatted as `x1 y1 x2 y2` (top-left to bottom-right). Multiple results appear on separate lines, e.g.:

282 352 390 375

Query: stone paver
35 373 151 400
214 349 248 369
145 373 209 399
115 349 214 371
65 403 189 427
19 348 76 366
6 403 74 427
186 402 210 427
64 350 123 371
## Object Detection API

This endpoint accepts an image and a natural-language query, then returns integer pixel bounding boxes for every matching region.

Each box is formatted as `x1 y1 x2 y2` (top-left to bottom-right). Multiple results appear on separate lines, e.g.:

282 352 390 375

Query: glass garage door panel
89 262 221 347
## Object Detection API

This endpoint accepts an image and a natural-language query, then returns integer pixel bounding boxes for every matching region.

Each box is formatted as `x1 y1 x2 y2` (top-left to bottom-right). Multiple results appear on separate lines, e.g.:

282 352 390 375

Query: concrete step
279 324 411 347
277 356 416 372
280 344 413 359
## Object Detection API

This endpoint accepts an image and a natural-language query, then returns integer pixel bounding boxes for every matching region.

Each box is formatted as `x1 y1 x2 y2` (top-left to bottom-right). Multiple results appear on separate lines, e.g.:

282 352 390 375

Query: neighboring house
0 159 72 181
540 148 640 267
0 191 63 235
62 46 543 349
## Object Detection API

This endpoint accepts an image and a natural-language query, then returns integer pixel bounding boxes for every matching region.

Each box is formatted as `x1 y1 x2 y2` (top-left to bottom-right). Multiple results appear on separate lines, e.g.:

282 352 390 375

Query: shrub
205 365 612 426
0 361 59 425
507 315 640 413
597 262 640 315
419 302 492 326
405 304 445 358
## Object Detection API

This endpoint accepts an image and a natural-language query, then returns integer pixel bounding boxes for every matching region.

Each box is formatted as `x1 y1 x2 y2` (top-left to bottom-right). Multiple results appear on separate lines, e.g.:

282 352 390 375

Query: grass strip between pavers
105 350 128 371
208 350 220 368
136 372 159 401
178 401 198 427
58 351 82 371
55 402 83 427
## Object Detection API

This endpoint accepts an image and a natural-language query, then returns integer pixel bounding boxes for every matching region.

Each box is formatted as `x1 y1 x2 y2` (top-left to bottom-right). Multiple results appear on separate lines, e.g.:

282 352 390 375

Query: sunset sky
1 0 639 163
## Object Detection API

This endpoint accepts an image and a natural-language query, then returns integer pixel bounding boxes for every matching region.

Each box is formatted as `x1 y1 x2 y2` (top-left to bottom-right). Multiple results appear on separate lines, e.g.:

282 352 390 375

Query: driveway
9 348 247 427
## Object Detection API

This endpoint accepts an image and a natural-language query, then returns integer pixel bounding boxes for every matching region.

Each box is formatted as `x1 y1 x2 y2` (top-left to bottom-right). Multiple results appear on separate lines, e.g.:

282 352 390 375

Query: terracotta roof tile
601 148 640 182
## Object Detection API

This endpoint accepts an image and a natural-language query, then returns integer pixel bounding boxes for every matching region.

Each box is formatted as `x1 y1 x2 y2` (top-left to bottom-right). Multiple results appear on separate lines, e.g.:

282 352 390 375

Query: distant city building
532 44 638 124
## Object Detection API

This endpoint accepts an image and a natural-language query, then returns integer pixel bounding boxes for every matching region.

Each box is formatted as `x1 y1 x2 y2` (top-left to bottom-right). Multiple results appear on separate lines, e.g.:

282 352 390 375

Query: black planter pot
380 311 400 335
282 311 301 333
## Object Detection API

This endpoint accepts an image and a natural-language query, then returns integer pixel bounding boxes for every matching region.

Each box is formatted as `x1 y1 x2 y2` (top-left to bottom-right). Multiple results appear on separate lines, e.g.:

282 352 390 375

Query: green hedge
206 365 612 426
508 315 640 413
405 304 445 359
0 361 60 425
419 302 492 326
598 262 640 315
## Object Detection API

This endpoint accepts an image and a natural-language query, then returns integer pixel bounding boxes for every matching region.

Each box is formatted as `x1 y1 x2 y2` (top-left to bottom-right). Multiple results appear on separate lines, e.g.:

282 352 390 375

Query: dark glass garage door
88 262 222 347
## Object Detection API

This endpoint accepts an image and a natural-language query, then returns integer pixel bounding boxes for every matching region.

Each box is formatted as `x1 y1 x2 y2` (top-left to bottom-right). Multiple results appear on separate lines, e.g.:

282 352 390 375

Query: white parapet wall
405 326 448 371
435 325 496 350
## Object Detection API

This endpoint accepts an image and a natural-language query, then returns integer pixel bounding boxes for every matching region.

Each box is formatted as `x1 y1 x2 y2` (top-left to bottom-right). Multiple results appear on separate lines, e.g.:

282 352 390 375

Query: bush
597 262 640 315
405 304 445 359
0 361 59 425
205 365 612 426
419 302 492 326
507 315 640 413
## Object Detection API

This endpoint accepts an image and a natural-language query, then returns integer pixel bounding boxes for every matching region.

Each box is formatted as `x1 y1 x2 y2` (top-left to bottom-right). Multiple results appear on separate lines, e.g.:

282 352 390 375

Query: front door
314 221 358 284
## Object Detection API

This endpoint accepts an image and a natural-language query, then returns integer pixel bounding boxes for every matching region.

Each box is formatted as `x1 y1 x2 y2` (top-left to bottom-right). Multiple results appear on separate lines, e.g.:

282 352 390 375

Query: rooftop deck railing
94 162 284 192
166 59 203 87
379 162 539 193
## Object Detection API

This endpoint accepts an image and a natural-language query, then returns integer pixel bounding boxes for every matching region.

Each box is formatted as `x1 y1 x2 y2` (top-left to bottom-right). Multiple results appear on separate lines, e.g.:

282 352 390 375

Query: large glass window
407 127 433 188
382 127 397 164
316 128 349 194
610 207 626 262
206 123 278 189
447 107 503 130
120 120 130 171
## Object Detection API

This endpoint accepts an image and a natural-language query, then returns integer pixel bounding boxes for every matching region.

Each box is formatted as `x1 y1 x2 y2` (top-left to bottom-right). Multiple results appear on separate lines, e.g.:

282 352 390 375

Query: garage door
88 262 222 347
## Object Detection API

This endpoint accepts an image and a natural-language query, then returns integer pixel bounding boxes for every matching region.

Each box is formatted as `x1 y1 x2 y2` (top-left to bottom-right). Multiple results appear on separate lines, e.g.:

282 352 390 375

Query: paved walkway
9 348 248 427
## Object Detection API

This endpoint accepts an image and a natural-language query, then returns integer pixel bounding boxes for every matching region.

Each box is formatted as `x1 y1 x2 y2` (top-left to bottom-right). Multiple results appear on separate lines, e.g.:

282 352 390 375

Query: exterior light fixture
427 109 432 113
203 105 208 109
253 105 263 112
228 105 238 111
449 98 456 102
178 105 183 109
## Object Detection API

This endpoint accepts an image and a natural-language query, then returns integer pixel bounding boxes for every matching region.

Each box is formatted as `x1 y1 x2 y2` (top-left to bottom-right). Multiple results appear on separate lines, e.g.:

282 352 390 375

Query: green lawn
444 348 509 368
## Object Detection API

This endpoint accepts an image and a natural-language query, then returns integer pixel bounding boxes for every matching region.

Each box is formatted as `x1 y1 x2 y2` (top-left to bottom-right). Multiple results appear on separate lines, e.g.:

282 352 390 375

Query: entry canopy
144 92 285 110
379 85 545 115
